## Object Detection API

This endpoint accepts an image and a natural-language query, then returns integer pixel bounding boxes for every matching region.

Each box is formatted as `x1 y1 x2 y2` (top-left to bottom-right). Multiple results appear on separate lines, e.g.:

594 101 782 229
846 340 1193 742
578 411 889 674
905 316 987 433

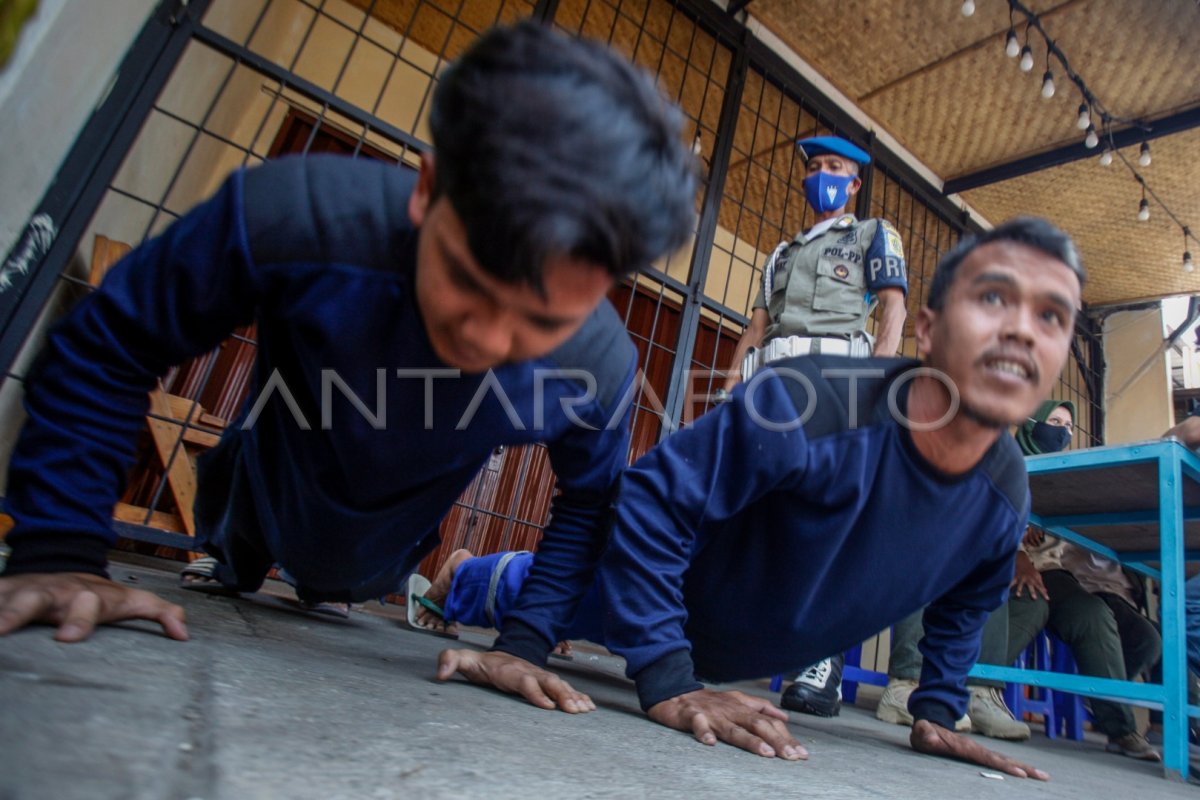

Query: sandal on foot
179 556 241 597
405 573 458 639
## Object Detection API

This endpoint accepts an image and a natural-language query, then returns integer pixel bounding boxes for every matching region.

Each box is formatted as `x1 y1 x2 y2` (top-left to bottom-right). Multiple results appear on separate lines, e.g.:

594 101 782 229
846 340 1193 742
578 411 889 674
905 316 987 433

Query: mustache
976 346 1038 384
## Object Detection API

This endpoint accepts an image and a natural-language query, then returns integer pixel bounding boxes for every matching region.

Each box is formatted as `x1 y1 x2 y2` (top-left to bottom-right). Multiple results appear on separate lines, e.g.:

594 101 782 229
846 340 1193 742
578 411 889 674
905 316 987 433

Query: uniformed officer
719 135 908 719
722 135 908 393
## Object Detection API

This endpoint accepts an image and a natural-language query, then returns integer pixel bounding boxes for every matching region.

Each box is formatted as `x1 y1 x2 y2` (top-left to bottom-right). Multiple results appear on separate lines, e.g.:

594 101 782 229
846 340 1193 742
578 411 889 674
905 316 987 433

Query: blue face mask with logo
803 172 855 214
1031 421 1071 453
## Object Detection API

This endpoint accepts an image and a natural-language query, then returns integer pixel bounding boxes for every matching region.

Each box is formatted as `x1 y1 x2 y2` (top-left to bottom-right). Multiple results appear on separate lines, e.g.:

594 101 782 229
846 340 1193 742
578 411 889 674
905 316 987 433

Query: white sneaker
877 678 917 725
876 677 970 731
967 686 1030 741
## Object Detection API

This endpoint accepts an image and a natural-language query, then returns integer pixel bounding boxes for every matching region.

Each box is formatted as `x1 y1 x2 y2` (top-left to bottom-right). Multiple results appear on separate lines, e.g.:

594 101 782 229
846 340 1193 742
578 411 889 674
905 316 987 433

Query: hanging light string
1123 151 1194 237
1005 0 1143 129
988 0 1198 269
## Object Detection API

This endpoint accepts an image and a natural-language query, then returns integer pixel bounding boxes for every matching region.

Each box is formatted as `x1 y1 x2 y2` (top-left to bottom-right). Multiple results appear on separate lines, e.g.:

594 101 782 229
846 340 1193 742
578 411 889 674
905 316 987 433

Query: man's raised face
916 241 1081 429
408 155 615 373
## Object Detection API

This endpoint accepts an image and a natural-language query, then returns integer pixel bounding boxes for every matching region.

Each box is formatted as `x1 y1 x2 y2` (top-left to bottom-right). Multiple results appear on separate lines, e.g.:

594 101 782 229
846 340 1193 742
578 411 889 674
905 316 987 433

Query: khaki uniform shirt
753 215 907 343
1024 534 1070 572
1060 543 1137 605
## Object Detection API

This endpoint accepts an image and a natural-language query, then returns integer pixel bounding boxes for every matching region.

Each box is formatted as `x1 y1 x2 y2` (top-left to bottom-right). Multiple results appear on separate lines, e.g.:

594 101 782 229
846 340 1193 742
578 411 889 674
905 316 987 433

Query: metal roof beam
943 105 1200 195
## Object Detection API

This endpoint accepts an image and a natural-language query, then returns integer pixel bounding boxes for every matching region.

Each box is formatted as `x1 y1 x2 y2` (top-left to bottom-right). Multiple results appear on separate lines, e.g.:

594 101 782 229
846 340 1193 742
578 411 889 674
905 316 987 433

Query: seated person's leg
876 609 972 731
888 609 925 681
1096 592 1161 681
877 609 925 725
1004 593 1049 666
878 606 1020 737
1042 570 1159 761
974 598 1011 673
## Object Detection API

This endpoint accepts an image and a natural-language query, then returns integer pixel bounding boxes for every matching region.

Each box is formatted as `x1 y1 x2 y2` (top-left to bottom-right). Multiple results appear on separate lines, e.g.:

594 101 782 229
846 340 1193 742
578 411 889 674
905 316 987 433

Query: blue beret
795 136 871 166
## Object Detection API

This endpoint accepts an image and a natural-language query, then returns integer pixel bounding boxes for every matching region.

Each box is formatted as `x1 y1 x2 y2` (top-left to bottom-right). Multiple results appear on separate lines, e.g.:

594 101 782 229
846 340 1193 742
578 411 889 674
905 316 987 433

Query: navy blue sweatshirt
596 356 1029 727
4 155 635 654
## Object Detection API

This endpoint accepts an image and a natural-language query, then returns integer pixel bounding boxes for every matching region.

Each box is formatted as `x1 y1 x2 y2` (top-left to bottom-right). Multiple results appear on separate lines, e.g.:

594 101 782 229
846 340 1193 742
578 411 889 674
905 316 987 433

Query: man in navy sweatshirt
0 20 695 714
437 217 1085 779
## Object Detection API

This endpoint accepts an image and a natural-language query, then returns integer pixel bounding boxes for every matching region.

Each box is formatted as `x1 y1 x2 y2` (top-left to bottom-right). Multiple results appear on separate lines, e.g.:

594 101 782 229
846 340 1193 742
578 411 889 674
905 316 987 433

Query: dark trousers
892 570 1195 737
193 431 276 594
192 432 419 604
1020 570 1159 739
888 596 1041 690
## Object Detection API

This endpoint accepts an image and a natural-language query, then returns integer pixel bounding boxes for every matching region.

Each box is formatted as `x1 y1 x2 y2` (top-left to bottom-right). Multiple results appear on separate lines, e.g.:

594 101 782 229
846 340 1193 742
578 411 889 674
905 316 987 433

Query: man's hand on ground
0 572 188 642
647 688 808 760
436 648 595 713
910 719 1048 780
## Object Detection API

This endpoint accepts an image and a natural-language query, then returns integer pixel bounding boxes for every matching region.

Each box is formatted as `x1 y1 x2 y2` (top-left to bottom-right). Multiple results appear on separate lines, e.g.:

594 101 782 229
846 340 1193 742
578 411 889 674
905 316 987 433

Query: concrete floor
1 554 1196 800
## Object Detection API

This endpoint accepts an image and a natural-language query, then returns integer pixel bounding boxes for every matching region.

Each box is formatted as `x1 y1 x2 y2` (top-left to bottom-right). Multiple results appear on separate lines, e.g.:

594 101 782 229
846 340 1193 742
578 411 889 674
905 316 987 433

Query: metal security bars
550 0 742 446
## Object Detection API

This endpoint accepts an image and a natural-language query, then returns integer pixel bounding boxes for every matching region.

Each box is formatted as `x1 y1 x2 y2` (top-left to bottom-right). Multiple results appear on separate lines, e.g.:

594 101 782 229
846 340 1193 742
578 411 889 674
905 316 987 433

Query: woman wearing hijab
1014 400 1075 457
1011 400 1169 761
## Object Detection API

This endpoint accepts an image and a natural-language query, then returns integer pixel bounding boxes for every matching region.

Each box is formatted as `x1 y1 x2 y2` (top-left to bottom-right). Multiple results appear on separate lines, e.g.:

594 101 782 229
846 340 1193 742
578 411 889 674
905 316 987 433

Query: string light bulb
1041 70 1056 99
1076 104 1091 130
1004 3 1194 266
962 0 976 17
1005 29 1020 57
1019 45 1034 72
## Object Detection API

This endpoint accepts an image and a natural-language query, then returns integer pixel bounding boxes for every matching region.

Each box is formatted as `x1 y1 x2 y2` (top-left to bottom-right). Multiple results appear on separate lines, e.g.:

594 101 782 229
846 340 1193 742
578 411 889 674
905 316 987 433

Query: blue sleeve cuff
634 648 704 711
909 696 959 730
3 531 110 577
491 618 551 668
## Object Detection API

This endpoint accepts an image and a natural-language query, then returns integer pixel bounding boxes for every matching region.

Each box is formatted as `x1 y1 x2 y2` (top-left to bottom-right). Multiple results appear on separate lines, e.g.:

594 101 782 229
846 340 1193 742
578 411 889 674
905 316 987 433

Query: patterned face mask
802 172 855 214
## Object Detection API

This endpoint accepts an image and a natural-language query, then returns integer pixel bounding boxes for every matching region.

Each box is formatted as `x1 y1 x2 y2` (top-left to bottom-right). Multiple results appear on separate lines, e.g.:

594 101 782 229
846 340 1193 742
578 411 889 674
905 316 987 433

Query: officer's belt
742 334 869 380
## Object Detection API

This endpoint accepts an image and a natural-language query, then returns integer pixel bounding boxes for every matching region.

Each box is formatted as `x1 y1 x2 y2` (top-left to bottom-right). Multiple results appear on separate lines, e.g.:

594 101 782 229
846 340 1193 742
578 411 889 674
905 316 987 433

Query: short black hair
428 21 698 290
926 216 1087 311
